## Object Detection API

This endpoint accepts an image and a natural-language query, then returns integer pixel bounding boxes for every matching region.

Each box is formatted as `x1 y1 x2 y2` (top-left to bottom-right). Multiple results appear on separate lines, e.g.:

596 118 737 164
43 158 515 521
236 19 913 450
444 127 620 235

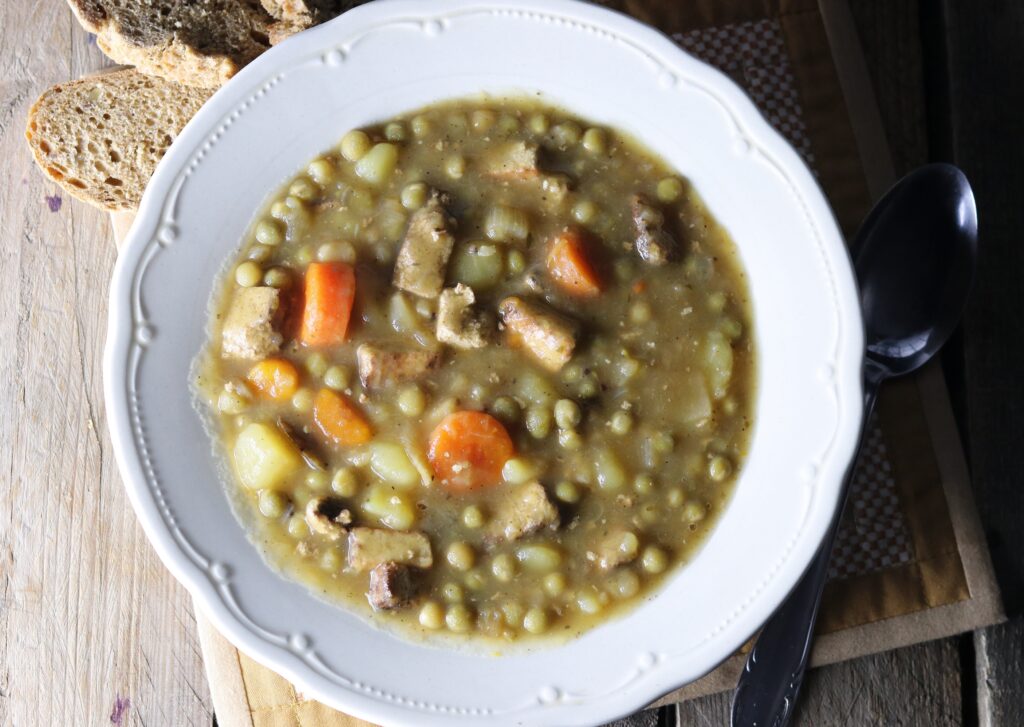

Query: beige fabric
108 0 1003 723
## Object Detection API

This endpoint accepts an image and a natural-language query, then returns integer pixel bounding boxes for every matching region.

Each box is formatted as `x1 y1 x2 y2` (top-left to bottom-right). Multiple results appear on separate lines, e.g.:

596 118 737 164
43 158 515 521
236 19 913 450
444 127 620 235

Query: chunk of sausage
393 190 456 299
367 561 417 610
436 284 489 350
484 481 560 545
304 497 352 541
483 140 540 180
221 287 282 359
631 195 677 265
347 527 433 572
356 344 441 389
498 296 577 372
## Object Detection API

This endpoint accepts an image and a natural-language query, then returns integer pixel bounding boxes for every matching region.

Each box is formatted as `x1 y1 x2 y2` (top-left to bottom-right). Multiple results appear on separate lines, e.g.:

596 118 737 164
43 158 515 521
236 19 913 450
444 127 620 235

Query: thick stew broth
195 98 756 643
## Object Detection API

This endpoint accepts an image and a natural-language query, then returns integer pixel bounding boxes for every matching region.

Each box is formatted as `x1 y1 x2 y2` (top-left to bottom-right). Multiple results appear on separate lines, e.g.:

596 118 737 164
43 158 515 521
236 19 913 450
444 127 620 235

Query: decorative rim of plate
104 1 864 725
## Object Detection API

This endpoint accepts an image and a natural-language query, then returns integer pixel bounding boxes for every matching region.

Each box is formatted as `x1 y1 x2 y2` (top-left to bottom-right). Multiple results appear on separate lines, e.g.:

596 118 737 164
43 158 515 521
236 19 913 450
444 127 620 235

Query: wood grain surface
1 1 1019 726
938 0 1024 724
0 3 211 726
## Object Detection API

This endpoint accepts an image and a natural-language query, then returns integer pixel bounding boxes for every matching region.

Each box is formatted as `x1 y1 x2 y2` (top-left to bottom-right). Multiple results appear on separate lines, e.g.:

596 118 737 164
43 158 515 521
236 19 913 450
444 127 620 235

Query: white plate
104 1 864 725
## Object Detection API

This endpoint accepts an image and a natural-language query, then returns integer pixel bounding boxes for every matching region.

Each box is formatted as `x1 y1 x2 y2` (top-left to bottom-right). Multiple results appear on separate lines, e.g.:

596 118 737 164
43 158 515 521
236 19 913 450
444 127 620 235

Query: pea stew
194 97 756 644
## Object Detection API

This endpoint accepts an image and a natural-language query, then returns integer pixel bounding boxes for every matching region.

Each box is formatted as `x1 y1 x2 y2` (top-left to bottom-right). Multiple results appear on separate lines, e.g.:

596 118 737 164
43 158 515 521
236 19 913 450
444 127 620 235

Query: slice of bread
25 69 212 210
67 0 275 88
261 1 356 44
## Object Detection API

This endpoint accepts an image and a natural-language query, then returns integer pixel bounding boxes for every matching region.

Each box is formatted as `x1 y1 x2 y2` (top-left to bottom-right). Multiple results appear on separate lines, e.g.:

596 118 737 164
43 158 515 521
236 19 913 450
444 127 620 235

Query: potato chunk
232 422 302 490
221 287 282 359
347 527 433 572
393 190 456 298
498 296 577 372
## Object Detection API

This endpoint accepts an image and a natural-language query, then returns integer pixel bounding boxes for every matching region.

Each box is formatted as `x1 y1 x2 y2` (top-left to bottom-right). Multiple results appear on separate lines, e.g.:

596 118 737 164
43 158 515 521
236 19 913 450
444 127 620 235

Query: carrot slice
546 228 602 297
427 411 515 492
300 262 356 346
246 358 300 400
312 388 373 446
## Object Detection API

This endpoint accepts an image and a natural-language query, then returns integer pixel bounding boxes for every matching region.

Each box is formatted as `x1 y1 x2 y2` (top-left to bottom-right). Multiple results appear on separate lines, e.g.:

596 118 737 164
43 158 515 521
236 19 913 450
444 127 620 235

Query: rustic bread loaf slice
261 0 355 44
25 69 212 211
67 0 275 88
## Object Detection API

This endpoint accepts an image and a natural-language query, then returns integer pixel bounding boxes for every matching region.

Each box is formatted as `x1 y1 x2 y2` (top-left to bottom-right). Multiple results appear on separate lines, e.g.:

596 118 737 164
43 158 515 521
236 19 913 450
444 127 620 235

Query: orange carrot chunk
546 228 603 297
313 388 373 446
246 358 300 400
427 411 515 492
300 262 356 346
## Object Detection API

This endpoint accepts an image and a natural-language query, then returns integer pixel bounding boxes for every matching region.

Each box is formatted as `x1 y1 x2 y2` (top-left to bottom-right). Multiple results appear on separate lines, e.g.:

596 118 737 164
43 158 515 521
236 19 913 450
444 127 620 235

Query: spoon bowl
855 163 978 377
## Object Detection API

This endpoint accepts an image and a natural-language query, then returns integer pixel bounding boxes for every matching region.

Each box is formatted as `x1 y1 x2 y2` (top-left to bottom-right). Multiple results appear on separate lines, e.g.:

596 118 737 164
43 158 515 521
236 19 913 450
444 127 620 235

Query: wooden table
1 1 1020 725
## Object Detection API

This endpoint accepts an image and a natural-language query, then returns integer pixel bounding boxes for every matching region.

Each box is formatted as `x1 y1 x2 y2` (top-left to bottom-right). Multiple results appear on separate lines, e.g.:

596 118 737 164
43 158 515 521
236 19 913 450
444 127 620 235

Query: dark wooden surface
635 1 1024 724
939 0 1024 724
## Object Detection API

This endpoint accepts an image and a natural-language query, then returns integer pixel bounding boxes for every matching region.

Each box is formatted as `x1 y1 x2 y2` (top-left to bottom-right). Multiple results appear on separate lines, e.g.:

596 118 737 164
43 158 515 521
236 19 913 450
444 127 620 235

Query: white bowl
104 1 864 724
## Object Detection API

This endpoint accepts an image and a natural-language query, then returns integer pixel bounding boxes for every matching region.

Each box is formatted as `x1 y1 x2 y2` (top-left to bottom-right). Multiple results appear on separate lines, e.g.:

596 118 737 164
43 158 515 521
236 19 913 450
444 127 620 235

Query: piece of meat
367 561 417 610
436 284 489 350
483 141 540 180
347 527 433 572
221 286 282 359
484 481 560 545
356 344 441 389
304 497 352 541
590 529 640 570
630 194 677 265
498 296 577 372
392 190 456 299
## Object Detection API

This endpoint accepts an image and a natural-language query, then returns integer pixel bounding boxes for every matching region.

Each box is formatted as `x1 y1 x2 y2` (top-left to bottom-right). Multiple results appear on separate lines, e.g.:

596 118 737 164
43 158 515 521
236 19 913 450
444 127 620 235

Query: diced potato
233 422 302 490
355 143 399 186
516 371 558 407
388 292 423 336
678 374 713 425
515 544 563 572
594 448 627 491
369 442 420 489
362 484 417 530
401 436 434 486
449 243 504 289
704 331 734 399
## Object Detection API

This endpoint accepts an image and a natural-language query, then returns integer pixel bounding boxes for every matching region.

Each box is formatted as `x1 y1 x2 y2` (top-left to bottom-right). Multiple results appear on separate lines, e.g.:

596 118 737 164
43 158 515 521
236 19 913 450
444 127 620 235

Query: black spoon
731 163 978 727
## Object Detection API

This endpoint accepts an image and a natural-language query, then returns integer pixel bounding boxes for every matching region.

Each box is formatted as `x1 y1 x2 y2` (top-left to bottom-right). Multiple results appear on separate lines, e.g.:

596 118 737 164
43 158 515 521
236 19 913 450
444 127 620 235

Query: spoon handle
731 375 881 727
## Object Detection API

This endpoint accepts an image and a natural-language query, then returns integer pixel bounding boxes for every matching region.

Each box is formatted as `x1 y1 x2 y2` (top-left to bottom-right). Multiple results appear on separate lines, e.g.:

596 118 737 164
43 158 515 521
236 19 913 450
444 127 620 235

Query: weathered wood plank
671 641 962 726
845 0 928 178
938 0 1024 724
976 620 1024 727
794 640 963 725
0 2 212 725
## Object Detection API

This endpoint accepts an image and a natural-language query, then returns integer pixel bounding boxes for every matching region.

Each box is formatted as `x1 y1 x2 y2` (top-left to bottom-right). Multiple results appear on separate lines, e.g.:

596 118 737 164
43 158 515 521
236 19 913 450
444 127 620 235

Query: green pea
254 219 284 246
554 399 582 430
525 405 552 439
258 489 288 518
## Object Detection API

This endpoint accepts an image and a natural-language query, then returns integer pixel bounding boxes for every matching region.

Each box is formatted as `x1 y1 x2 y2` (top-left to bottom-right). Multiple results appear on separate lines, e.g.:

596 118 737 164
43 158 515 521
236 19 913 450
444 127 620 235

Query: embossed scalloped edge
113 3 853 720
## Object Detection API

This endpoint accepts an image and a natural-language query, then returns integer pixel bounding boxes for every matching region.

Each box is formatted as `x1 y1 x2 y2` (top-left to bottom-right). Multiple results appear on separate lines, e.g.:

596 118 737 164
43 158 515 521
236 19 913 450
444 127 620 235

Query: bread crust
66 0 275 88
